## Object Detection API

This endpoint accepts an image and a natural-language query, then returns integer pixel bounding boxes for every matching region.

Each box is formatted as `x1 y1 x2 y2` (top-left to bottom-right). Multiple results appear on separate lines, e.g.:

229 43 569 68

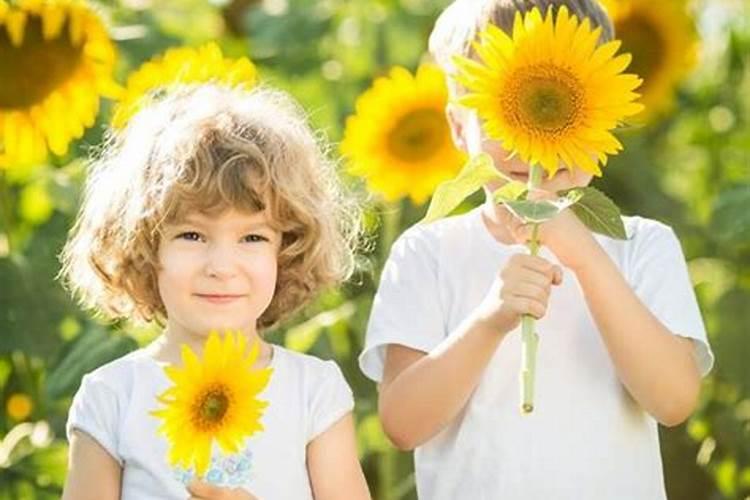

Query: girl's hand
187 479 259 500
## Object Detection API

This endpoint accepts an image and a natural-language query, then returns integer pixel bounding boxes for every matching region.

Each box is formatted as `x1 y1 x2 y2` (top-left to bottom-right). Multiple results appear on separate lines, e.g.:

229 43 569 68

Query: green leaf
284 302 355 353
711 185 750 247
505 200 561 223
421 153 502 224
492 181 527 203
563 187 627 240
45 327 137 399
504 191 582 223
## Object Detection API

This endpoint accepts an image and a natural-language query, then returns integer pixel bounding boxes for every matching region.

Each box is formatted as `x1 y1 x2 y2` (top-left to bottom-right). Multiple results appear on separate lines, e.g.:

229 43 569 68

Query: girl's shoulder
269 345 351 396
80 348 153 394
272 345 345 378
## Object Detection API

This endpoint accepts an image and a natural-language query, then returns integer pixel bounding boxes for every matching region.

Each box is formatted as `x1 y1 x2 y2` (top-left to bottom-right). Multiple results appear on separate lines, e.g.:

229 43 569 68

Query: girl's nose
203 244 238 279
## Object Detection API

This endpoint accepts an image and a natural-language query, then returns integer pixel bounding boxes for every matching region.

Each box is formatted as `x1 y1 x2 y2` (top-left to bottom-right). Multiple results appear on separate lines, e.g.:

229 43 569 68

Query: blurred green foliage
0 0 748 499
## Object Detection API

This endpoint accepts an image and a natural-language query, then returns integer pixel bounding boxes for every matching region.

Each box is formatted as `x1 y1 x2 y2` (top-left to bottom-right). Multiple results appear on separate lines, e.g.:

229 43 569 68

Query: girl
59 84 370 500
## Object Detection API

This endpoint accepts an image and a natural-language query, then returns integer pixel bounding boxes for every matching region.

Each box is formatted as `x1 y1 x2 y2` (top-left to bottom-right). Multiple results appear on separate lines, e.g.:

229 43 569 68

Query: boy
358 1 714 498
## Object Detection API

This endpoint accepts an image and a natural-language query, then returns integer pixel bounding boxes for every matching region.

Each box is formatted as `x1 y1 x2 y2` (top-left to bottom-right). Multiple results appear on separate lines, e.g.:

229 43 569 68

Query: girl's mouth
194 294 245 304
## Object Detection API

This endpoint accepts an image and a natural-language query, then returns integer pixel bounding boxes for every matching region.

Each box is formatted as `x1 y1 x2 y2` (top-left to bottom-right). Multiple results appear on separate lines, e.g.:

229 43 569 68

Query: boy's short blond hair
429 0 614 92
60 84 362 331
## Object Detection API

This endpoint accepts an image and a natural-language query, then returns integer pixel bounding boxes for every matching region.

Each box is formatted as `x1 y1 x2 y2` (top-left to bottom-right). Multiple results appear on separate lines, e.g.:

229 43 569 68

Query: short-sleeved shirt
359 206 713 500
67 344 353 500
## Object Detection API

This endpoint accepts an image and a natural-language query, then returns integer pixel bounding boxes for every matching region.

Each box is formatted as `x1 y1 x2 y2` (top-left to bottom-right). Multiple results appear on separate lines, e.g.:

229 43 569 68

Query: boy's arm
62 429 122 500
379 318 506 450
573 240 701 426
379 254 561 450
306 413 371 500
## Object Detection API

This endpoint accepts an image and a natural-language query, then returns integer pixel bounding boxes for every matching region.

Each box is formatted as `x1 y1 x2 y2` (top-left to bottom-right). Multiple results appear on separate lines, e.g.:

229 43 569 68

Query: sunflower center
615 14 665 92
504 64 583 137
387 108 446 162
193 386 231 429
0 15 84 109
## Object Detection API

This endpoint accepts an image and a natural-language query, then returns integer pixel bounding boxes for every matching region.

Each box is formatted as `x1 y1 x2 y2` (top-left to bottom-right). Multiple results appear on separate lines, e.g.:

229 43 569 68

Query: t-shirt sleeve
65 373 123 465
628 221 714 376
307 361 354 443
358 227 446 383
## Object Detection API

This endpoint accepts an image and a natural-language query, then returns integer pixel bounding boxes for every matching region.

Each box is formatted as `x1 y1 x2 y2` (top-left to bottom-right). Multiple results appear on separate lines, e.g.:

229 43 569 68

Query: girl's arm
307 413 371 500
62 430 122 500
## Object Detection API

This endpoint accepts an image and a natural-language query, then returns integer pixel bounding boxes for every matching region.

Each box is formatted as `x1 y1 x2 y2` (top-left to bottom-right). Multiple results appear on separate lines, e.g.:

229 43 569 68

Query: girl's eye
177 231 202 241
243 234 269 243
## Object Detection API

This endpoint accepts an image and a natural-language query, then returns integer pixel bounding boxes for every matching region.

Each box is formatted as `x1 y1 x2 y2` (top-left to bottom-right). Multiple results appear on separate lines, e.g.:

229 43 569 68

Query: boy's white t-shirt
360 207 713 500
67 344 353 500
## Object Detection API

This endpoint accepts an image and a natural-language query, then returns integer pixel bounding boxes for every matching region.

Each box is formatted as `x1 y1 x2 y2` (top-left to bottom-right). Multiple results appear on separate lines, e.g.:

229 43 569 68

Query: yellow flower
454 6 643 177
341 64 465 205
6 393 33 421
111 43 257 129
151 331 272 476
0 0 119 169
602 0 698 122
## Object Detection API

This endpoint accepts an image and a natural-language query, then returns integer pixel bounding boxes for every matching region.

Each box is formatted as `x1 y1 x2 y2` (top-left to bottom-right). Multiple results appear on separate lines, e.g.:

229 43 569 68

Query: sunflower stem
0 171 14 255
377 201 402 275
520 164 543 414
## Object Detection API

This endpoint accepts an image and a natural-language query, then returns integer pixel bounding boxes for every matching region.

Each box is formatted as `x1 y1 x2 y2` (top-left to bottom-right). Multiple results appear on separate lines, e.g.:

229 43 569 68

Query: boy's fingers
515 255 558 282
552 266 563 285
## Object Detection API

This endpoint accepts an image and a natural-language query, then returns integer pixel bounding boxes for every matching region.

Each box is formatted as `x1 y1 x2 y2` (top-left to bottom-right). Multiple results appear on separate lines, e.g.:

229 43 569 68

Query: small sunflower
341 64 465 205
111 43 257 129
0 0 119 169
6 393 33 421
151 330 272 476
602 0 698 122
454 6 643 177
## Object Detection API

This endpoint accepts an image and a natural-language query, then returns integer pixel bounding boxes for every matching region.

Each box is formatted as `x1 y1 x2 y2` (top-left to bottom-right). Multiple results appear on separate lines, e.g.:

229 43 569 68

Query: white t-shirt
66 344 353 500
359 207 713 500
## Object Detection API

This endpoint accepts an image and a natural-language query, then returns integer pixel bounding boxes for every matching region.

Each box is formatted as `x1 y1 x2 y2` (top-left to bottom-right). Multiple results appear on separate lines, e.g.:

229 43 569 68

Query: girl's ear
445 103 468 153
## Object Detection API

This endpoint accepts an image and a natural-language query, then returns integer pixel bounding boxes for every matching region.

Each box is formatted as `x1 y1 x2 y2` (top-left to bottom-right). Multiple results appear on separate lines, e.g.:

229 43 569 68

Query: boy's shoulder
393 209 480 252
622 214 674 241
618 214 683 259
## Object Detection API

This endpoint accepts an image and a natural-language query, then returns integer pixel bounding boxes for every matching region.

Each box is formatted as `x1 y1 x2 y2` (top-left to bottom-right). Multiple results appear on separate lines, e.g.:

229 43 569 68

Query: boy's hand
476 254 562 334
506 189 598 272
187 479 259 500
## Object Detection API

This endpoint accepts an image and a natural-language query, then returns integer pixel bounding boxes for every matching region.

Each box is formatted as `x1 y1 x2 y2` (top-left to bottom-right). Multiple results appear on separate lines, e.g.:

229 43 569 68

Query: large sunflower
111 43 257 129
0 0 119 169
341 64 465 205
151 331 272 476
454 6 643 177
602 0 697 122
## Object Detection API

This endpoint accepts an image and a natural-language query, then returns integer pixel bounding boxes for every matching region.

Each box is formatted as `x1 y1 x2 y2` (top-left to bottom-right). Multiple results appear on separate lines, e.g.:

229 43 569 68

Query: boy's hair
60 84 362 330
429 0 614 93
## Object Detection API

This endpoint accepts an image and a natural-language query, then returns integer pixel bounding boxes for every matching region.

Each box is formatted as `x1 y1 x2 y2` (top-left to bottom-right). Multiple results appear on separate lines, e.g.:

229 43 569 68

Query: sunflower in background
111 43 257 129
6 392 33 421
0 0 119 170
151 330 272 476
602 0 698 123
341 64 465 205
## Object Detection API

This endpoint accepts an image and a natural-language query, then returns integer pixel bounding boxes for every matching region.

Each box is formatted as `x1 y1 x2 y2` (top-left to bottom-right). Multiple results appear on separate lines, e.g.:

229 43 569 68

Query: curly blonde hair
60 83 362 330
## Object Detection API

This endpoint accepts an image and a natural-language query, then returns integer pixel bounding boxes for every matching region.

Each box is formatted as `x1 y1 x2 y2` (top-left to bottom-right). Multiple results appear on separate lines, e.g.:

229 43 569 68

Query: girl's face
157 208 281 339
